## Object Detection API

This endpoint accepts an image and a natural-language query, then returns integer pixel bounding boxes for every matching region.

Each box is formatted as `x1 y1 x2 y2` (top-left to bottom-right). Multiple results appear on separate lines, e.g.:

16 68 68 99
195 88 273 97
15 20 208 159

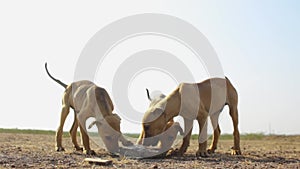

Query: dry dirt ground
0 132 299 169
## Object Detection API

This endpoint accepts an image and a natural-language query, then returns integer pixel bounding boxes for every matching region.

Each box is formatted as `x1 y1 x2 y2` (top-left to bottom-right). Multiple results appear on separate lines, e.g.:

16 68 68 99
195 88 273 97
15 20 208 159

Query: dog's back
71 81 94 112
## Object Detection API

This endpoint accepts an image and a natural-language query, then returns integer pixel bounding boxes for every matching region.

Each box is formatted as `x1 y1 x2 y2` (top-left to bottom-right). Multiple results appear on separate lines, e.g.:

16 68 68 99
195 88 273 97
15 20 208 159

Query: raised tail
45 62 67 88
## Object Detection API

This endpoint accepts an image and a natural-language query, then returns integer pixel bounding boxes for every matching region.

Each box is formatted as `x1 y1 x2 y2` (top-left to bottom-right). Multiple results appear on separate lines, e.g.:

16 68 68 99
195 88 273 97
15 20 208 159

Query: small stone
151 164 158 169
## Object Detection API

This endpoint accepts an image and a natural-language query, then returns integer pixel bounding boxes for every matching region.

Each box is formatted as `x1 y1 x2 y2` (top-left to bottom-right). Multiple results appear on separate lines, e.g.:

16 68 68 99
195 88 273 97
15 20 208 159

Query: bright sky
0 1 299 135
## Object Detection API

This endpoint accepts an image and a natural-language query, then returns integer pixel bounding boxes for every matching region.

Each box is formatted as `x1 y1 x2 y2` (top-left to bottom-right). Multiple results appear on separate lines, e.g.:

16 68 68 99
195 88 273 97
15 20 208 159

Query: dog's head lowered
139 89 167 146
88 114 122 153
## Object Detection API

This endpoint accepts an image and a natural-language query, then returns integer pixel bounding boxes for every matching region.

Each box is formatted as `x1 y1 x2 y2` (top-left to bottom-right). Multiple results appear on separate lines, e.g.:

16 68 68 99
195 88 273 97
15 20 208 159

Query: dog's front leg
78 111 96 155
136 130 144 145
171 118 193 156
207 112 221 154
69 113 83 151
196 115 208 157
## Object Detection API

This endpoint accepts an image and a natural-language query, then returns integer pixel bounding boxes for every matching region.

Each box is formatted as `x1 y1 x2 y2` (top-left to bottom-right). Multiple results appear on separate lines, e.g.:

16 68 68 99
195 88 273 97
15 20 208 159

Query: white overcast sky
0 1 299 135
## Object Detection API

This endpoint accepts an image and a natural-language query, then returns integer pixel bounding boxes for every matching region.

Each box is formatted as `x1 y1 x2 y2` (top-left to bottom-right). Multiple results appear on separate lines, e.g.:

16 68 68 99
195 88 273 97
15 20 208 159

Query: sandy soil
0 133 299 168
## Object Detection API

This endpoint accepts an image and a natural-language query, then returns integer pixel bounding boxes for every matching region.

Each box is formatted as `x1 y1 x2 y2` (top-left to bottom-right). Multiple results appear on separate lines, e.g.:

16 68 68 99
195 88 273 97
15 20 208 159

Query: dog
141 77 241 157
45 63 132 155
136 89 174 145
135 89 183 157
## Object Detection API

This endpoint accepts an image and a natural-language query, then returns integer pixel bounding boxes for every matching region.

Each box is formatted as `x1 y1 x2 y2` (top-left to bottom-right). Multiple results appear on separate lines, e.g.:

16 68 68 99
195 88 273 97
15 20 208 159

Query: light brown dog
136 89 171 145
135 89 183 157
142 77 241 157
45 63 132 155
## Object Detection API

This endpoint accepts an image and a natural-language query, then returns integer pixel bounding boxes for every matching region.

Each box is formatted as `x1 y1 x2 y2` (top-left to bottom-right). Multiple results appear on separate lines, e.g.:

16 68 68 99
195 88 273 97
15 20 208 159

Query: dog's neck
162 105 180 125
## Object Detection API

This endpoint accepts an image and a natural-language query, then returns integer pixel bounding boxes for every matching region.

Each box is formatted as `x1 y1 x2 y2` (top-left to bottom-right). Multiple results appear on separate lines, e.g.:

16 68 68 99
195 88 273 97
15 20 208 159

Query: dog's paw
84 149 96 155
55 146 65 152
196 150 209 158
207 148 216 154
165 148 174 156
169 148 184 157
74 146 83 151
231 147 242 155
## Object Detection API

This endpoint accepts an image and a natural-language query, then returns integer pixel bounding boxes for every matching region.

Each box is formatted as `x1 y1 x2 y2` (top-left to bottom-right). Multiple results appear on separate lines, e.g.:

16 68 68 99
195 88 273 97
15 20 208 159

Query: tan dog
135 89 183 156
136 89 172 145
142 77 241 157
45 63 132 155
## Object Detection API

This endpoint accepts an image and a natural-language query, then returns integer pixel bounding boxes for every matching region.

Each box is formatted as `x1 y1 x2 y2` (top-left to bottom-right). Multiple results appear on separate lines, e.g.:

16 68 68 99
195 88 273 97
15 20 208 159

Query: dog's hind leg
69 113 83 151
226 78 241 155
55 91 71 151
229 104 241 155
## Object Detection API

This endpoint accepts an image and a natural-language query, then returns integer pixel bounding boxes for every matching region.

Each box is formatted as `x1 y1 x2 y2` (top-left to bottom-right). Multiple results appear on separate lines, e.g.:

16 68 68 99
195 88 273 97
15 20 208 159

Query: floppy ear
112 113 121 121
153 108 163 116
174 122 184 135
104 114 121 132
107 94 114 111
153 98 167 110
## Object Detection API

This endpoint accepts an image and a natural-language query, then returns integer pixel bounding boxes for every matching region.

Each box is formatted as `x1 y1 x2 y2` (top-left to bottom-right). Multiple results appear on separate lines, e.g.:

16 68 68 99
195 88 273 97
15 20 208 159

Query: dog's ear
112 113 121 121
174 122 184 135
153 108 163 116
150 108 165 122
104 114 121 124
104 114 121 132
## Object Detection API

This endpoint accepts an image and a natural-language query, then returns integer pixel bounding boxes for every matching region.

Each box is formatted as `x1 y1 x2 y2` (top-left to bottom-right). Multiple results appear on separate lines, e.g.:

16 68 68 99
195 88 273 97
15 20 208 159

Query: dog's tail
45 62 67 88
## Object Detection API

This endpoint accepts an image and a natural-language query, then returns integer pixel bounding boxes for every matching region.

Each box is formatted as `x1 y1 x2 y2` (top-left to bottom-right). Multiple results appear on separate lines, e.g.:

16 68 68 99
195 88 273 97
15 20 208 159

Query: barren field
0 130 299 168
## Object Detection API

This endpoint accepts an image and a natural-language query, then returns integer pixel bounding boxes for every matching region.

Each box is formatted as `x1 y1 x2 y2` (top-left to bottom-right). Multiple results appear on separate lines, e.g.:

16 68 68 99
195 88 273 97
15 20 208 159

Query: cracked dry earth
0 133 299 168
